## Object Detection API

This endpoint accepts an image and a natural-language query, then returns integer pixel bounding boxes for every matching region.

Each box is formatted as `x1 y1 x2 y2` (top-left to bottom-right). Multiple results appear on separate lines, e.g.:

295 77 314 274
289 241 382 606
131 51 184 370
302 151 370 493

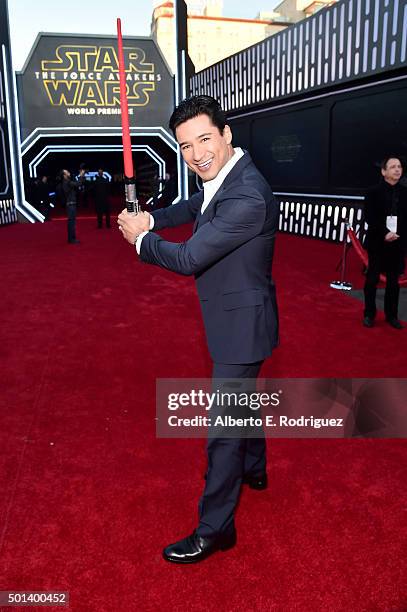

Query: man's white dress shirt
135 147 244 254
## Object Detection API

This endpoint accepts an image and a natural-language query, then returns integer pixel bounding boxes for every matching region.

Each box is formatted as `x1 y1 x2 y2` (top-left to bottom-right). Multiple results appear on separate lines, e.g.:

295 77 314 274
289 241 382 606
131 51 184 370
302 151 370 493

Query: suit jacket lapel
193 185 225 234
193 213 200 234
192 151 253 234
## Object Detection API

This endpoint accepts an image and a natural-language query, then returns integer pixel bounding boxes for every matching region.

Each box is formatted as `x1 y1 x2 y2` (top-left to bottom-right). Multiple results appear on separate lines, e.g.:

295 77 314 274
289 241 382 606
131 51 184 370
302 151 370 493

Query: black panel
18 34 174 140
330 86 407 189
229 79 407 195
250 105 326 191
229 119 250 150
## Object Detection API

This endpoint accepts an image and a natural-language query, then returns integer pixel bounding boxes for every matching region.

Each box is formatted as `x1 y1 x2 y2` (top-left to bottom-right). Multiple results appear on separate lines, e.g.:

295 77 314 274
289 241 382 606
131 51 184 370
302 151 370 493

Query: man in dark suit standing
363 157 407 329
118 96 279 563
93 168 111 229
59 167 86 244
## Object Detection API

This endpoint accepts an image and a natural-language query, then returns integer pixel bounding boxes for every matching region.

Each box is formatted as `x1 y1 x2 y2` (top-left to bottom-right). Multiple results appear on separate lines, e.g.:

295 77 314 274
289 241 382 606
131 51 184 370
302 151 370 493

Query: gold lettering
43 80 79 105
40 44 157 107
94 47 119 72
124 48 153 73
77 81 104 106
42 46 97 71
104 81 155 106
104 81 121 106
127 82 155 106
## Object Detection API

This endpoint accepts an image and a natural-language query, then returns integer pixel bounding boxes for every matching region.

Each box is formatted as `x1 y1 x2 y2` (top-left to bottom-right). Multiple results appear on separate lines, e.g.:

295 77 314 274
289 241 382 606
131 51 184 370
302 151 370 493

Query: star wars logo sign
35 45 161 115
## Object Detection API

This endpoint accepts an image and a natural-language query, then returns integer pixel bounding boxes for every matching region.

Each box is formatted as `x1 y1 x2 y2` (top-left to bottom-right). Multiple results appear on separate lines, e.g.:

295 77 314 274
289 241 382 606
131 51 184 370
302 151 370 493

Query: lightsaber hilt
125 177 140 215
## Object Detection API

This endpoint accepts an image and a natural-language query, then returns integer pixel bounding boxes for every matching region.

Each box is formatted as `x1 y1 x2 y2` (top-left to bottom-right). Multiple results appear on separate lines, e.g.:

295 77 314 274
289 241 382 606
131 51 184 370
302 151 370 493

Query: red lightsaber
117 17 139 214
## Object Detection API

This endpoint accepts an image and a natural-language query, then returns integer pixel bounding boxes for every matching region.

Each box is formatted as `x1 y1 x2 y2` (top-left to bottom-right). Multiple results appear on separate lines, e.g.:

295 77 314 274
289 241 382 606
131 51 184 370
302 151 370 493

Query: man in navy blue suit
118 96 279 563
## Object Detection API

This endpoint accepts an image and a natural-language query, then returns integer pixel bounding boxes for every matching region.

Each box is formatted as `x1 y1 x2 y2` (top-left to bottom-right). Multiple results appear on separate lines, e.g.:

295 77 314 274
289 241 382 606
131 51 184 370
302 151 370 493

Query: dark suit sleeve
151 190 203 230
139 187 266 276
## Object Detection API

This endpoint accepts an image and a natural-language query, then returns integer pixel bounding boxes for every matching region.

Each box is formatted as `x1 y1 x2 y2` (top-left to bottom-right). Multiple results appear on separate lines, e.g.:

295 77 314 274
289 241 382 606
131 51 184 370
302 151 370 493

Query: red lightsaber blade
117 17 139 214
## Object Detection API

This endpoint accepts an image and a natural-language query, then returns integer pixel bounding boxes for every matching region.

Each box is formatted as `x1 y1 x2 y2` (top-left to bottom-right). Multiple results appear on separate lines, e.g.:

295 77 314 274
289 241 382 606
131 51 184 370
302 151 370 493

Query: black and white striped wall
277 197 365 242
190 0 407 112
189 0 407 243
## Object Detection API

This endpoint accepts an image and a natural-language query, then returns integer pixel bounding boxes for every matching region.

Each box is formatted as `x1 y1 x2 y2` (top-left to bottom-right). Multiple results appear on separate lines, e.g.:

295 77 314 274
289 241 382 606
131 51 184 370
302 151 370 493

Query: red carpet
0 219 406 611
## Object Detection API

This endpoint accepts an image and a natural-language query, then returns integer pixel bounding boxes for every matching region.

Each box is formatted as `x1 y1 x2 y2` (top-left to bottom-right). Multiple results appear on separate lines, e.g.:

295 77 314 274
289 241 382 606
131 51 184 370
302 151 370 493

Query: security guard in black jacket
363 157 407 329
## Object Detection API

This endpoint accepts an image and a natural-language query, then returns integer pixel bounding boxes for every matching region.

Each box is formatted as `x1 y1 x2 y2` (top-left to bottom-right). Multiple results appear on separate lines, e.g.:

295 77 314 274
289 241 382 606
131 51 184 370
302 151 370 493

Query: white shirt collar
201 147 244 214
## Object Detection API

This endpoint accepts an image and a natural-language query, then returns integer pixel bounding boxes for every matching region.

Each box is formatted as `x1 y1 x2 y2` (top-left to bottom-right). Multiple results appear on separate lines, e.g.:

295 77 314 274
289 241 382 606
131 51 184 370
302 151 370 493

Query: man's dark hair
381 156 403 170
169 95 226 136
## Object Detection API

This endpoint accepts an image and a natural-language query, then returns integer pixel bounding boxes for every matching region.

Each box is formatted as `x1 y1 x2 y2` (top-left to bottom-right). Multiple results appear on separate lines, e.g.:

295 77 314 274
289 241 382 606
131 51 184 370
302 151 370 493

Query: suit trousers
364 248 400 320
96 202 111 228
196 360 266 538
66 203 77 242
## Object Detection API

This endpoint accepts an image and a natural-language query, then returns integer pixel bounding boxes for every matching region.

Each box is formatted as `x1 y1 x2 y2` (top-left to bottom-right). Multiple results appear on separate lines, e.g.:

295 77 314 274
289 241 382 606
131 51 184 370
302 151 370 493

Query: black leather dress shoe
386 318 403 329
163 529 236 564
242 473 268 490
363 316 374 328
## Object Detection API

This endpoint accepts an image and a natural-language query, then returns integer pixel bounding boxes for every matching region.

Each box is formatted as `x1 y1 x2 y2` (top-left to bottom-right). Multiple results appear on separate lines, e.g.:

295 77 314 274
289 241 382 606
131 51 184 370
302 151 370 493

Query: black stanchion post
330 220 353 291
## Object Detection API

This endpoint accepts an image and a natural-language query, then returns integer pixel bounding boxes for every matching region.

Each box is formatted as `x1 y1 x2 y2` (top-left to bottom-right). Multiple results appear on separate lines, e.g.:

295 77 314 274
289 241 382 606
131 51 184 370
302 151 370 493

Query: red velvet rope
347 227 407 287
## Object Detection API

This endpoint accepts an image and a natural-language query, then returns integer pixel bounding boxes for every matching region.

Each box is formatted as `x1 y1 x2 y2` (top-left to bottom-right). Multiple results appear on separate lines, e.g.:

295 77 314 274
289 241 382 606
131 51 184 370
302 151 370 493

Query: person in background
77 163 90 208
363 156 407 329
93 168 111 229
59 168 86 244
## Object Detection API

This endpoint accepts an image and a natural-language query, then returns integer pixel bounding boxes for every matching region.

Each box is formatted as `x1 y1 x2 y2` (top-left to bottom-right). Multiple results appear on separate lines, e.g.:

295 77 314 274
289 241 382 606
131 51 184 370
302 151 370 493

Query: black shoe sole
162 534 236 564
